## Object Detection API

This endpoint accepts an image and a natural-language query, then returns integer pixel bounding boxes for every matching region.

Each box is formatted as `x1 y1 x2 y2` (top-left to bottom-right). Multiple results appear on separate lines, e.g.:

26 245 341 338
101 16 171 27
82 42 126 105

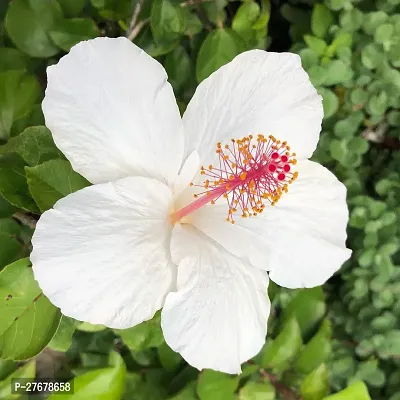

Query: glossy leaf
151 0 186 43
2 126 63 166
6 0 63 58
311 4 334 38
197 370 239 400
0 70 40 141
0 47 30 72
281 288 326 339
158 342 182 372
262 317 302 370
48 316 79 352
239 382 276 400
322 381 371 400
196 28 244 82
232 1 260 42
0 361 35 400
0 153 39 213
116 313 164 352
49 18 100 52
49 352 126 400
0 233 21 270
301 364 329 400
25 159 90 212
0 258 61 360
295 320 332 374
58 0 86 17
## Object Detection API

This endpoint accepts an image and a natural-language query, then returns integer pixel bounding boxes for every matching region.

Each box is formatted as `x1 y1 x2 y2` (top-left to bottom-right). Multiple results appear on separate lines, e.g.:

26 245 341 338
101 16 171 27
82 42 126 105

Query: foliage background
0 0 399 399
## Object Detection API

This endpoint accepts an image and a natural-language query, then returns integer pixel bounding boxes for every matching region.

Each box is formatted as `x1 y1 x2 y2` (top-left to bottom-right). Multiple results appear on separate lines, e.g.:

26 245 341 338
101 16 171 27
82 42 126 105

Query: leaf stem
13 212 37 230
126 0 145 41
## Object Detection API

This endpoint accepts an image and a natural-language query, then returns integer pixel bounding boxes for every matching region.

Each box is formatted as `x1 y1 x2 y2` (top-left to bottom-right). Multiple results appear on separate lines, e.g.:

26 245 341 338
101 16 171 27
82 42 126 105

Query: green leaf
77 322 106 332
326 32 352 58
281 288 326 338
6 0 63 58
374 24 394 46
0 153 38 213
324 60 353 85
2 126 63 166
151 0 186 43
376 330 400 358
308 65 327 87
304 35 327 56
48 316 78 352
0 233 21 270
311 4 333 38
202 0 227 26
168 383 197 400
165 45 193 93
239 382 276 400
232 1 261 42
361 43 384 69
350 88 368 107
49 18 100 52
326 0 348 11
49 352 126 400
0 195 16 218
11 104 45 137
366 92 388 116
252 0 270 30
0 359 17 380
319 88 339 119
26 159 90 212
0 258 61 360
196 28 243 83
58 0 86 17
295 319 332 374
197 370 239 400
347 137 369 155
301 364 329 400
299 48 319 69
340 9 363 32
116 312 164 351
123 372 167 400
355 361 385 387
323 382 371 399
334 112 364 138
0 47 30 73
0 361 35 400
262 317 302 370
184 12 203 36
387 110 400 126
158 342 182 371
363 12 388 35
0 70 40 141
0 218 20 237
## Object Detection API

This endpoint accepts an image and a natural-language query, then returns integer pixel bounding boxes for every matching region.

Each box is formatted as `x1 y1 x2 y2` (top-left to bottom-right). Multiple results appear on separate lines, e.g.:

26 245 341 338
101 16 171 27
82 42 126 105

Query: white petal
161 225 270 374
192 160 351 288
173 150 200 198
43 37 184 185
182 50 322 165
31 177 175 329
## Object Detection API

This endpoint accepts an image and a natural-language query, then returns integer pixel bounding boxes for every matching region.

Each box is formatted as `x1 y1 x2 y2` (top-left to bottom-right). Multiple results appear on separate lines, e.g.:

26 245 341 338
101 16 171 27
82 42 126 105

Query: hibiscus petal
191 160 351 288
31 177 175 328
43 37 184 185
182 50 322 164
162 224 270 374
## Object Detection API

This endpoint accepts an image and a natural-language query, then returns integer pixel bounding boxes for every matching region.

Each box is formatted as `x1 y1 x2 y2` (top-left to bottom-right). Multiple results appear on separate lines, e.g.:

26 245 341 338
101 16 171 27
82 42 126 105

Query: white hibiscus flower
31 37 351 374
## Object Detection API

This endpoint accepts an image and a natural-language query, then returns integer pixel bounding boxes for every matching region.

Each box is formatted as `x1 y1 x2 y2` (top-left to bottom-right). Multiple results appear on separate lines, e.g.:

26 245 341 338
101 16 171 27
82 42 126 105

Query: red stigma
177 134 298 224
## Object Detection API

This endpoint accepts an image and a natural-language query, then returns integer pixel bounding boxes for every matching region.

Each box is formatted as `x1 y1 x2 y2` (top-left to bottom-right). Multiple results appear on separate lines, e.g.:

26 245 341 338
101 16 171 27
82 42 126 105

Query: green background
0 0 399 399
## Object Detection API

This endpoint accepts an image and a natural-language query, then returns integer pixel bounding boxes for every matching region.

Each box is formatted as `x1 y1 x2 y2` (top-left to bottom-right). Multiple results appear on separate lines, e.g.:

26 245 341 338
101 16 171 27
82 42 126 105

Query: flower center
171 134 298 224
